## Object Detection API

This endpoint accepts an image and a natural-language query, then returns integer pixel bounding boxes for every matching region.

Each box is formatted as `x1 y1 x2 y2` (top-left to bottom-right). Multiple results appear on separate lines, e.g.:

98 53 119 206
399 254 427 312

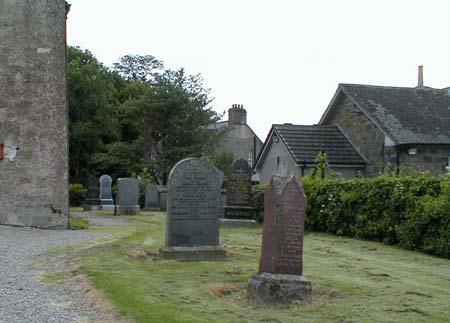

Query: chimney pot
418 65 424 87
228 103 247 125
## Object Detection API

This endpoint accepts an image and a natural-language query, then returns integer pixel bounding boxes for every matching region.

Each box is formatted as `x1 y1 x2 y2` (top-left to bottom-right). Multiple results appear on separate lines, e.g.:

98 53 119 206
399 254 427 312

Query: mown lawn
79 212 449 323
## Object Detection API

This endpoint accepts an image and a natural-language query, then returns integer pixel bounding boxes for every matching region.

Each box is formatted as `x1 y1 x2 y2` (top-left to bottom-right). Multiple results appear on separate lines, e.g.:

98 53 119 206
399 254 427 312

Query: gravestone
115 178 140 215
247 175 312 303
99 175 115 212
159 158 227 261
144 183 159 210
84 175 101 211
222 158 256 227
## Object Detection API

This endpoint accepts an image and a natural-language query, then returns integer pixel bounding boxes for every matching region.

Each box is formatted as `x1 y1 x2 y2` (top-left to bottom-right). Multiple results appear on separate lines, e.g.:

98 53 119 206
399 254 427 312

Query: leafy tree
310 151 329 179
113 54 163 82
206 152 235 179
93 58 221 184
68 46 124 183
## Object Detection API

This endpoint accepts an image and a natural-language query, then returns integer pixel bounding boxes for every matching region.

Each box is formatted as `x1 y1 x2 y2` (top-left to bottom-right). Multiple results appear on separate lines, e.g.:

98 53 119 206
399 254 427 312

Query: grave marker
115 178 140 215
84 175 101 211
248 175 311 302
222 158 256 227
160 158 227 260
144 183 159 210
99 175 114 211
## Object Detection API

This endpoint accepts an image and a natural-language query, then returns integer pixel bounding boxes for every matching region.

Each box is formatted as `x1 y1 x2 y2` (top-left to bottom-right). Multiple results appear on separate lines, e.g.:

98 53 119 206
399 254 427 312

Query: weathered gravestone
99 175 115 212
159 158 227 261
84 175 101 211
115 178 140 215
222 158 256 227
247 175 312 303
144 183 160 210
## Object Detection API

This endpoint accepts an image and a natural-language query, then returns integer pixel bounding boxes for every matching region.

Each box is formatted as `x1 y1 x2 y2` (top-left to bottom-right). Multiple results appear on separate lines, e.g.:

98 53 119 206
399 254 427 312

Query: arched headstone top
168 158 223 186
99 174 112 184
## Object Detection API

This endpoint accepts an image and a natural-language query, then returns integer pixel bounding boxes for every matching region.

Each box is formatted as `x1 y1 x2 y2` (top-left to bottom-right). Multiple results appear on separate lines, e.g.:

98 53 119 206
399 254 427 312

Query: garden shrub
69 183 87 206
251 175 449 258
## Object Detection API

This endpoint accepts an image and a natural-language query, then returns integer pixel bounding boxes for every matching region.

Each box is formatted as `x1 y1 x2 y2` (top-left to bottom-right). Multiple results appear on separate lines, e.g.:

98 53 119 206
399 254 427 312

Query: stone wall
323 96 384 177
324 96 450 177
398 144 450 175
0 0 69 228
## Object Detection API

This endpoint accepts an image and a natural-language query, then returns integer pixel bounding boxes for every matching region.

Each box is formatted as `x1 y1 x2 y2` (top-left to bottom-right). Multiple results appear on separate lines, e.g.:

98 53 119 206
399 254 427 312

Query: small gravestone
144 183 159 211
222 158 256 227
115 178 140 215
84 175 101 211
247 175 312 303
159 158 227 261
99 175 115 212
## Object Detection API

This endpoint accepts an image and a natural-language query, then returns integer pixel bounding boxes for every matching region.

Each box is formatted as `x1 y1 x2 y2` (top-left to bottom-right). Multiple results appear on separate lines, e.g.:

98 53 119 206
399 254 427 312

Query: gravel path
0 213 135 323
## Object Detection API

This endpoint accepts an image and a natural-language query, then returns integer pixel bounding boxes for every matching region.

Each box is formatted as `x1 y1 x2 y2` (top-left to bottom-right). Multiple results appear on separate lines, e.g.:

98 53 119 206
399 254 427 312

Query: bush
69 183 87 206
252 175 450 258
250 184 268 223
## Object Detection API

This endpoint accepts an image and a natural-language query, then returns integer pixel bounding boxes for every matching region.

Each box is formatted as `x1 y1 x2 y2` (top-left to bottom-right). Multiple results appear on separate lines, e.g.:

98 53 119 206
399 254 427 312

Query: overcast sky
67 0 450 140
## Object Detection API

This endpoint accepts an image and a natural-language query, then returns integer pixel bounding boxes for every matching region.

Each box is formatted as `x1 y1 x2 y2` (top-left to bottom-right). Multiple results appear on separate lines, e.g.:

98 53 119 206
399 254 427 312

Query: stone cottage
319 81 450 176
0 0 70 228
253 124 366 183
208 104 263 167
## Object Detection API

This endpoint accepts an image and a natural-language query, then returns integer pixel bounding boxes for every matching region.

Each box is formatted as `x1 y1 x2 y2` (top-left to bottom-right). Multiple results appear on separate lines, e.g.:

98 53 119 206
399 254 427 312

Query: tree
93 58 221 184
310 151 329 179
113 54 163 82
67 46 124 183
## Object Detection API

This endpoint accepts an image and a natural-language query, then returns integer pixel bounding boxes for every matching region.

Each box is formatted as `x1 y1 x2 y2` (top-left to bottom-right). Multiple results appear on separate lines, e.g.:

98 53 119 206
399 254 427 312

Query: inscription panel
227 158 252 207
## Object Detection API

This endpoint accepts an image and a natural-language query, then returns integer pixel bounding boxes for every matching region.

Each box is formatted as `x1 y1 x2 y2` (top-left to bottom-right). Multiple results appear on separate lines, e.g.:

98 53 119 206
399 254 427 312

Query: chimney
417 65 424 87
228 104 247 125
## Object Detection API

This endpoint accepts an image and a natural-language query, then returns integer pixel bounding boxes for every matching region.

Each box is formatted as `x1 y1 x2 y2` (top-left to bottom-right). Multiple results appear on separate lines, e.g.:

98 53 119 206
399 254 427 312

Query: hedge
251 175 450 258
69 183 87 206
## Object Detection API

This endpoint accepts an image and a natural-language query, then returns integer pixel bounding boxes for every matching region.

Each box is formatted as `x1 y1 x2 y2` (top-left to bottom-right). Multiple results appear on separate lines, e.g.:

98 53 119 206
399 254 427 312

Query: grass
78 212 450 323
69 216 89 230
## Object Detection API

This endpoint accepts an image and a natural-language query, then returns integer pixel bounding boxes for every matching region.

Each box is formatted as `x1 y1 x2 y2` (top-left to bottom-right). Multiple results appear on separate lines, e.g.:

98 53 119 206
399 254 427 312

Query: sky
66 0 450 140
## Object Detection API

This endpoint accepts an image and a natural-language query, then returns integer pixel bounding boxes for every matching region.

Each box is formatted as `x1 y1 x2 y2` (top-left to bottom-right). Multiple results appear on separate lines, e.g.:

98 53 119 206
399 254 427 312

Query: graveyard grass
78 211 449 323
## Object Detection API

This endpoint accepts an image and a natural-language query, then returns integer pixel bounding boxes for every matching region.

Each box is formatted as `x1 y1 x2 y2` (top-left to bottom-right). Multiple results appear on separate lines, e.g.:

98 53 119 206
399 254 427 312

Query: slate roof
271 124 366 165
322 84 450 145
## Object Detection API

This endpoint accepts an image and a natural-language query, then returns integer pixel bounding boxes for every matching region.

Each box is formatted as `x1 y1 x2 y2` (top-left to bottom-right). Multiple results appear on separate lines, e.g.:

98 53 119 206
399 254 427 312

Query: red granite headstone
259 175 306 275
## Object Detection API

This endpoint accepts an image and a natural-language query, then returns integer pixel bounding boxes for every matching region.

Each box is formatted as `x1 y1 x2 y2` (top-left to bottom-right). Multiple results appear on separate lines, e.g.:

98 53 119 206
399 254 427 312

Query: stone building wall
398 144 450 175
323 96 385 176
323 96 450 176
214 124 263 166
0 0 69 228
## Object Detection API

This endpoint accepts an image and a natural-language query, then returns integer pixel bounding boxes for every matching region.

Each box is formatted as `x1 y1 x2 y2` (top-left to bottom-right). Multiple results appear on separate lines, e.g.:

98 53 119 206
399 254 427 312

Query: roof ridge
340 83 448 91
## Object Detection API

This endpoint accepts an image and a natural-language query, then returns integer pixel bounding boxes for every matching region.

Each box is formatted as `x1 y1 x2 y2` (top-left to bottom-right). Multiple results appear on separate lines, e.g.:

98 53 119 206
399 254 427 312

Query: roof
205 121 228 130
255 124 366 168
206 120 263 145
320 84 450 145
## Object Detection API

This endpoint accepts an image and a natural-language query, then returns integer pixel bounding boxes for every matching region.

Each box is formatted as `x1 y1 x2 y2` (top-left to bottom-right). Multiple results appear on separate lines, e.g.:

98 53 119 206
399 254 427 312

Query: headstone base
115 205 140 215
101 205 115 212
220 218 257 228
83 198 101 211
224 206 254 219
247 272 312 303
143 207 160 212
100 199 114 205
159 246 227 261
83 204 102 211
